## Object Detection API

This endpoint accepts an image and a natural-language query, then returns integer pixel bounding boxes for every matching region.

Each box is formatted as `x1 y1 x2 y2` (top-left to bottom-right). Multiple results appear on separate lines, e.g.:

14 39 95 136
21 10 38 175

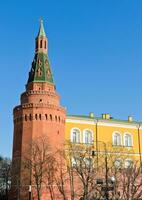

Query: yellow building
65 113 142 167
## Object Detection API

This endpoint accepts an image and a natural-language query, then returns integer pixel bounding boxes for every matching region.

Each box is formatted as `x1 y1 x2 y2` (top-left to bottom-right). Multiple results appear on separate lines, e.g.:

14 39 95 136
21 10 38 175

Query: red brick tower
10 20 66 199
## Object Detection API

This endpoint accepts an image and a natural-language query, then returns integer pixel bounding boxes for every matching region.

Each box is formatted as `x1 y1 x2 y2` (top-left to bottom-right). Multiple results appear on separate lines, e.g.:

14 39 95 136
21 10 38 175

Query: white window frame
70 128 81 143
83 129 93 144
124 133 133 147
112 131 122 146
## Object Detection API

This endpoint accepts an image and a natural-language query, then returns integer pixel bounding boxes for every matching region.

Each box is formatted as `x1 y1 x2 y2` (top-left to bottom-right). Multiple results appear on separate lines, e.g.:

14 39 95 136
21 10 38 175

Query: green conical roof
38 19 46 37
27 53 54 84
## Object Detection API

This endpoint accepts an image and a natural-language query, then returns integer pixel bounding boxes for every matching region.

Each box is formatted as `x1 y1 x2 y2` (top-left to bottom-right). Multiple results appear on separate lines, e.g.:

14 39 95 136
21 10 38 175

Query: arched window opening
55 116 57 122
124 134 132 147
83 130 93 144
29 114 32 121
39 114 42 120
71 128 81 143
113 132 121 146
45 114 48 120
40 40 42 48
58 116 60 122
35 114 38 120
50 114 52 121
25 115 27 121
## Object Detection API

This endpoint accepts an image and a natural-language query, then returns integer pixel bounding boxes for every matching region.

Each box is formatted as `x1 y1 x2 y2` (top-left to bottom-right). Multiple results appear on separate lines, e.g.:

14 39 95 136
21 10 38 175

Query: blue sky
1 0 142 157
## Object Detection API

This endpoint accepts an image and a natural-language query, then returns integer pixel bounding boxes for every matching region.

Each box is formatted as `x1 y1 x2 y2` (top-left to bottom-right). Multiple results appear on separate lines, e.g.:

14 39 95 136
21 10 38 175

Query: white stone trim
66 118 95 125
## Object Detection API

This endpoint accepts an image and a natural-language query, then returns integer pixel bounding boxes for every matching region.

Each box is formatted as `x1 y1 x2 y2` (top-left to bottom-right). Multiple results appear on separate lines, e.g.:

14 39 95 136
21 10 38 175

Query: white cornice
66 118 95 125
66 117 142 130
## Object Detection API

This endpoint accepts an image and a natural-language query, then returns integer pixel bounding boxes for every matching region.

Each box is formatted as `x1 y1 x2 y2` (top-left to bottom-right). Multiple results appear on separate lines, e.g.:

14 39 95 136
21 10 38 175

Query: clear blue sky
1 0 142 157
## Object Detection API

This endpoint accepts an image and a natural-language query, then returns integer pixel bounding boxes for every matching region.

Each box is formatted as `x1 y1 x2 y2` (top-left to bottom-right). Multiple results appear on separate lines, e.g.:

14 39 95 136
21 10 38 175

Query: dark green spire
38 19 46 37
27 20 54 85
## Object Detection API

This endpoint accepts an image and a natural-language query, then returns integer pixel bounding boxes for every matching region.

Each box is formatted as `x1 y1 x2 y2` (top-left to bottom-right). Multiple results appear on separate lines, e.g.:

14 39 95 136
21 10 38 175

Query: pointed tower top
38 18 46 37
27 20 54 85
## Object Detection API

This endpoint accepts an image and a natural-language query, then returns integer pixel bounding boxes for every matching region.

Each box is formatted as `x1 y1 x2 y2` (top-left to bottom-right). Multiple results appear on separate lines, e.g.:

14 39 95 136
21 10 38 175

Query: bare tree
117 162 142 200
23 136 53 200
0 156 11 200
55 142 142 200
54 142 99 200
23 138 142 200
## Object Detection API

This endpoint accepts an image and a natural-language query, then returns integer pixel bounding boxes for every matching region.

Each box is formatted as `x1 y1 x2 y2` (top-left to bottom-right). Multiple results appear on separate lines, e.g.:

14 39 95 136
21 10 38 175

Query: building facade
11 21 142 199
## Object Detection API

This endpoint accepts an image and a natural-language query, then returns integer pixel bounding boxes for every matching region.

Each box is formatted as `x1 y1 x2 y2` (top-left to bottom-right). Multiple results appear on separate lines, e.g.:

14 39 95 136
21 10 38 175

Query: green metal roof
38 19 46 37
27 52 54 84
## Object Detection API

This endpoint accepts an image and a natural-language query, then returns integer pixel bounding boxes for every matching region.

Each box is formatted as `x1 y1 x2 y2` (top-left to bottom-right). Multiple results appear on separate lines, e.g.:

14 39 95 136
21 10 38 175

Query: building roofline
67 114 142 126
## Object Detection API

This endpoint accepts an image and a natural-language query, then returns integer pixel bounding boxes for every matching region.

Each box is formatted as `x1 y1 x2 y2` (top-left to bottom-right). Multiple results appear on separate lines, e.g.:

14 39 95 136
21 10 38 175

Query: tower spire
27 20 54 85
38 18 46 37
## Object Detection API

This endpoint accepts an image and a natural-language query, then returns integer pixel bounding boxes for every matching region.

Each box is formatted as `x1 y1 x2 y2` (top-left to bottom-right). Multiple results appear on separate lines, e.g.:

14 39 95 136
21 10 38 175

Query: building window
71 128 81 143
125 159 133 168
114 159 122 168
84 158 92 167
124 133 132 147
113 132 121 146
83 130 93 144
72 157 77 167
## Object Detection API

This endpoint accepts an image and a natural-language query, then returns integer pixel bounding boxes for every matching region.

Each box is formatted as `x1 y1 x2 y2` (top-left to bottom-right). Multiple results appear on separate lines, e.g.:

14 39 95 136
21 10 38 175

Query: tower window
55 116 57 122
58 116 60 122
40 40 42 48
25 115 27 121
29 114 32 120
45 114 48 120
35 114 38 120
39 114 42 120
50 114 52 121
